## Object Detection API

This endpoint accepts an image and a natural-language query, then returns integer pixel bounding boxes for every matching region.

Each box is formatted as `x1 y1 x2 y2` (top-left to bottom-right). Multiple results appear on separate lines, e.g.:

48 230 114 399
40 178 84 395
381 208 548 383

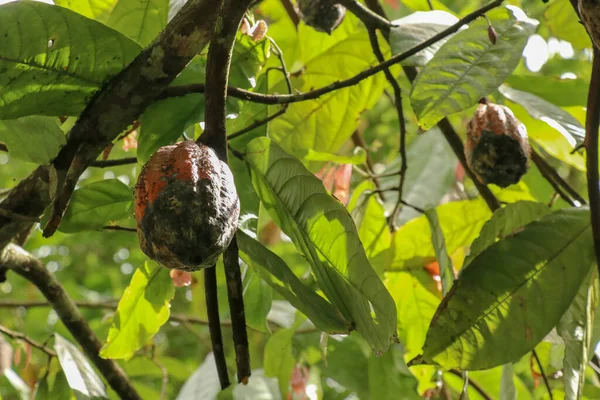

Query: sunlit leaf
54 334 107 399
505 75 588 107
410 6 537 129
0 117 65 164
413 207 594 370
245 137 397 354
545 0 592 50
59 179 133 233
54 0 118 22
0 1 141 119
299 147 367 165
107 0 168 46
100 261 174 359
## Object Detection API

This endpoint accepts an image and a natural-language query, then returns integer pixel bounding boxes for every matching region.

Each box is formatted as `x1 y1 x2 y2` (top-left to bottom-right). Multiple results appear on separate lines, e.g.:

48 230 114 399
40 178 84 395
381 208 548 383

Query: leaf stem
532 349 554 400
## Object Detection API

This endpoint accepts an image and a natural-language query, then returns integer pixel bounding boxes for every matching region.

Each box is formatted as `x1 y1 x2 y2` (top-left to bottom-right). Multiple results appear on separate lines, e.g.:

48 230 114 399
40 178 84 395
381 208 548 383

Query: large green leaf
557 271 598 400
237 230 349 333
368 344 420 400
545 0 592 51
464 201 552 268
100 261 174 359
390 10 459 67
387 198 491 271
54 334 108 399
268 14 388 161
107 0 168 46
505 75 588 107
0 116 65 164
0 1 141 119
58 179 133 233
410 6 537 129
413 207 595 370
54 0 118 22
244 137 397 354
241 264 273 333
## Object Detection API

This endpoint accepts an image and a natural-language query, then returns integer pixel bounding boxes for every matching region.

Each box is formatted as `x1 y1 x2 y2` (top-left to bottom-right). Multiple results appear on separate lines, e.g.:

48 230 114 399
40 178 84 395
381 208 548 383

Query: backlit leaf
107 0 168 46
0 117 65 164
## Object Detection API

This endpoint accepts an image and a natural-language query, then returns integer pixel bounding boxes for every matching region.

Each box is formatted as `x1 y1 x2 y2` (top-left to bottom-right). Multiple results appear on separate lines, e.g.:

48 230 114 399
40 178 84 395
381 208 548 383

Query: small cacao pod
579 0 600 49
134 140 240 271
465 102 530 188
298 0 346 34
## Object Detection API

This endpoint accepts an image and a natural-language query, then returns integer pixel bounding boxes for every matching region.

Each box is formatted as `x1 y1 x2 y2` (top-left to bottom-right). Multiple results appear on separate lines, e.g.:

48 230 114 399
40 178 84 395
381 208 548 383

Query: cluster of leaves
0 0 598 399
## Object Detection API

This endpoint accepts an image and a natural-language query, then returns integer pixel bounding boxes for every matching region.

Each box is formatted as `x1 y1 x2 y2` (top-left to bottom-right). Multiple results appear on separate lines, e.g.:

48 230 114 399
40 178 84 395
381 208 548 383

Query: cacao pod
465 102 530 188
134 140 240 271
579 0 600 49
298 0 346 34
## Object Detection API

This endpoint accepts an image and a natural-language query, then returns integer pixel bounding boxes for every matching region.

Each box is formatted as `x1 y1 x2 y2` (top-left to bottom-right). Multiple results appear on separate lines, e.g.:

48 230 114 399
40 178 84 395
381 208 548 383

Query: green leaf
424 207 454 296
387 198 491 271
269 15 388 161
299 147 367 165
53 0 118 22
505 75 588 107
464 201 552 268
414 207 595 370
54 334 108 399
545 0 592 51
557 270 598 400
100 261 174 359
500 364 517 400
410 6 537 129
237 230 349 333
368 344 420 400
390 10 459 67
0 1 141 119
0 117 65 164
242 265 273 333
347 180 391 275
58 179 133 233
107 0 168 46
264 316 304 397
245 137 397 354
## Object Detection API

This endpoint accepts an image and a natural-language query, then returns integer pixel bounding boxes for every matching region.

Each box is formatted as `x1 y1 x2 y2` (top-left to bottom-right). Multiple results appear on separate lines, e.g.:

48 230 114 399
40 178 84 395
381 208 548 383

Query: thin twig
103 225 137 232
204 265 230 389
532 349 554 400
161 0 504 106
366 29 407 230
530 149 579 207
448 369 492 400
150 356 169 400
0 208 40 222
351 131 385 201
0 324 57 357
90 158 138 168
586 49 600 281
280 0 300 27
0 244 141 400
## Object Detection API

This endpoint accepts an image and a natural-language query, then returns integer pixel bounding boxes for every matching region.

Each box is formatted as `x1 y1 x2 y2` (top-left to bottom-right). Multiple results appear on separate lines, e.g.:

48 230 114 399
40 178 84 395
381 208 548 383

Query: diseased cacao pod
579 0 600 49
465 102 530 188
134 140 240 271
298 0 346 34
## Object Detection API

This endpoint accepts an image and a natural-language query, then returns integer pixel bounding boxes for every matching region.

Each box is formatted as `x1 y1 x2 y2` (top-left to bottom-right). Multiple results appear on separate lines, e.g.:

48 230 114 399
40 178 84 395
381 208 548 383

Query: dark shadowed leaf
0 117 65 164
0 1 141 119
414 207 594 370
245 137 397 354
54 334 107 399
59 179 133 233
100 261 174 359
410 6 537 129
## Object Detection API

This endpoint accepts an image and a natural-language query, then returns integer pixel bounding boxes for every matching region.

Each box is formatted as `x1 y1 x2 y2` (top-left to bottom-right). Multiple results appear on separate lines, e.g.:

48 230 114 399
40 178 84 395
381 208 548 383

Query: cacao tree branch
161 0 504 106
0 244 141 400
35 0 220 238
90 157 138 168
0 324 57 357
199 0 253 386
585 49 600 277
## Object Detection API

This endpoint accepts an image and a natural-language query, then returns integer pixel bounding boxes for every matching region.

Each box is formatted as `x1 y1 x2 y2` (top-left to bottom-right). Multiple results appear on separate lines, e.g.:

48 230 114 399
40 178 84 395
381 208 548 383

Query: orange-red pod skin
134 140 239 271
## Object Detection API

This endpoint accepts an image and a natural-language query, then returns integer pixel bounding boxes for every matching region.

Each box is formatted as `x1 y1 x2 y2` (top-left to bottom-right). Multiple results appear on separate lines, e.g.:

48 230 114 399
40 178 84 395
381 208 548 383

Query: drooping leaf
0 117 65 164
413 207 594 370
464 201 552 268
500 364 517 400
237 230 349 333
242 263 273 333
54 334 108 399
244 137 397 354
557 270 598 400
368 344 420 400
347 180 391 275
390 10 459 67
0 1 141 119
387 198 491 271
505 75 588 107
175 353 220 400
107 0 169 46
424 207 454 295
53 0 118 22
100 261 174 359
410 6 538 129
58 179 133 233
